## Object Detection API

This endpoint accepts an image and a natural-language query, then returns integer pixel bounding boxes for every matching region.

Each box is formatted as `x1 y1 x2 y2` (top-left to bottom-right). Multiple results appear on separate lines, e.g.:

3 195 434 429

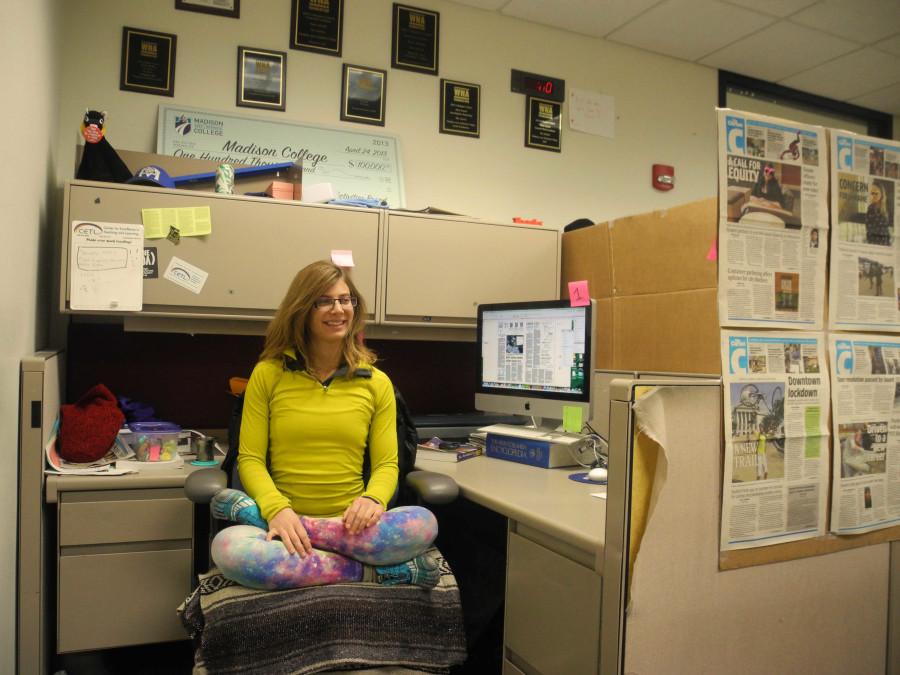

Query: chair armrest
185 468 228 504
406 470 459 505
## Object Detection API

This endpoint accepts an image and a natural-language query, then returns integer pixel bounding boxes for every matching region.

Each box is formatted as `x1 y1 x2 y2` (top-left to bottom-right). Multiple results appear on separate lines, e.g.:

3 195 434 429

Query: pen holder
196 437 214 462
191 435 219 466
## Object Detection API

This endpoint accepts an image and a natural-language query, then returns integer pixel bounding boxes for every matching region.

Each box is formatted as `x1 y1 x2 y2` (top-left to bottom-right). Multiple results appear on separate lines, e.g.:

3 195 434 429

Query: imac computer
475 299 596 434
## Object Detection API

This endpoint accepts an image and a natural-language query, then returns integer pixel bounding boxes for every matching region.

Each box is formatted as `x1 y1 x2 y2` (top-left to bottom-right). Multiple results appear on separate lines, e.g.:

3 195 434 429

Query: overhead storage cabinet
61 181 561 335
381 213 560 327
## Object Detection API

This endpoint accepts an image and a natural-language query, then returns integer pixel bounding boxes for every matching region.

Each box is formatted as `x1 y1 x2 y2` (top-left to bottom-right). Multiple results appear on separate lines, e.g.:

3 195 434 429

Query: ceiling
448 0 900 116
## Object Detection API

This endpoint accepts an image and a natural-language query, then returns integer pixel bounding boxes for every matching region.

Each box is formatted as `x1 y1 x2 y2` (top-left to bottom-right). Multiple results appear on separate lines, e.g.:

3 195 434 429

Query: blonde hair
260 260 375 373
871 181 889 219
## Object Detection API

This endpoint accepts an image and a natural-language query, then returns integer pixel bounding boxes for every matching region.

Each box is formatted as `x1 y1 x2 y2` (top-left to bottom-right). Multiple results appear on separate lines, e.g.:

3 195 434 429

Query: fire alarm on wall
653 164 675 191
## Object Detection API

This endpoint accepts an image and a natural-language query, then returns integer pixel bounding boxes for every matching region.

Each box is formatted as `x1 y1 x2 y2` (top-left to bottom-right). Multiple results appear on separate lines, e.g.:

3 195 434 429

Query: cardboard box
562 197 720 374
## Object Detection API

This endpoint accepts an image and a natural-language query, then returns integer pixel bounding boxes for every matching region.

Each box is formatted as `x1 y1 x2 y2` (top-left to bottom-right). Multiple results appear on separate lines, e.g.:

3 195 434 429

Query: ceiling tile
700 20 859 81
849 81 900 115
606 0 775 61
721 0 819 18
500 0 663 38
791 0 900 43
781 48 900 100
444 0 510 9
875 34 900 57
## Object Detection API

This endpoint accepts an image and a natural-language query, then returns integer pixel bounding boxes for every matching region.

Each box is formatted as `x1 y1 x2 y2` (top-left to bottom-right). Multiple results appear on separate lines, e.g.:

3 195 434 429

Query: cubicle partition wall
17 350 64 675
601 378 897 675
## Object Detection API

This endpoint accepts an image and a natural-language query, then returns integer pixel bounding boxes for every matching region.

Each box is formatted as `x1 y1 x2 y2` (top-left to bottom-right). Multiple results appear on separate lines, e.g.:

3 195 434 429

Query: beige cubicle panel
61 181 380 321
381 213 560 326
18 350 65 675
602 379 893 675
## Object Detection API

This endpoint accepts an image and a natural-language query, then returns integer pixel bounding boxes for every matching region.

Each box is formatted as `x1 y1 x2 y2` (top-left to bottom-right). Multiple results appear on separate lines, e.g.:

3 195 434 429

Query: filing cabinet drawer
59 488 192 546
505 531 602 675
58 548 192 652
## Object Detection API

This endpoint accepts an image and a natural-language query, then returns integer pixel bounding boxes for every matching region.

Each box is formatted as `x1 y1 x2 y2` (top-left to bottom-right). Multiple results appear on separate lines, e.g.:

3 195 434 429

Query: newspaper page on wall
828 131 900 332
717 110 828 329
720 330 830 550
829 334 900 534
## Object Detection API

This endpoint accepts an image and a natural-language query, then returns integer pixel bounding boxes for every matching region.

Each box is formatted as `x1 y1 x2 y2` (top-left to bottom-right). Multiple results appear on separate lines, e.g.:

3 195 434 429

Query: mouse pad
569 471 607 485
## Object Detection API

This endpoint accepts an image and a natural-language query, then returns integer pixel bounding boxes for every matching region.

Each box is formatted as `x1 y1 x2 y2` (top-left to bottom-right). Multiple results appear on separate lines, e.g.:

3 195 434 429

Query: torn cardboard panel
562 197 719 374
608 197 717 296
560 219 613 299
612 289 719 374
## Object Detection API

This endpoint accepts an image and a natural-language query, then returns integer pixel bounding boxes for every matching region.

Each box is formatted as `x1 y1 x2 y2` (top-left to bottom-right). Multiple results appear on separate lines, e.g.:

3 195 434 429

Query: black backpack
224 384 418 507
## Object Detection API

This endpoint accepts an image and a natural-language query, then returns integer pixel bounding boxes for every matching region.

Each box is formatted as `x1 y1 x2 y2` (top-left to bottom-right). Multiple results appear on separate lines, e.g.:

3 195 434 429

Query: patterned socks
373 554 440 588
210 488 268 529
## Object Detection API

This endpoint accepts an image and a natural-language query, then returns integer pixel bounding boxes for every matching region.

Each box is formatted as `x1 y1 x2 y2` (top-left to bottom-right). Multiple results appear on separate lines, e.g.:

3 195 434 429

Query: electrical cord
566 427 609 468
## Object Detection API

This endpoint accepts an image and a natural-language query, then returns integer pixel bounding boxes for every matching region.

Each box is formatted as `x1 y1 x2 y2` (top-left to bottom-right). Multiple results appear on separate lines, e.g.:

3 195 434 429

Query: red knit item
59 384 124 463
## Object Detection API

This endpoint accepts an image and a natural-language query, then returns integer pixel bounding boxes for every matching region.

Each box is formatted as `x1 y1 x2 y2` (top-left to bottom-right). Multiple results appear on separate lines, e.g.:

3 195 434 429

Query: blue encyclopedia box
484 432 577 469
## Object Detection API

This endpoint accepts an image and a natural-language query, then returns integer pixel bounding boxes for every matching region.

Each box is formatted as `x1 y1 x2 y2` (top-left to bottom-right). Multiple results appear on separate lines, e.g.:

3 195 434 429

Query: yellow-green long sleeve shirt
237 355 399 521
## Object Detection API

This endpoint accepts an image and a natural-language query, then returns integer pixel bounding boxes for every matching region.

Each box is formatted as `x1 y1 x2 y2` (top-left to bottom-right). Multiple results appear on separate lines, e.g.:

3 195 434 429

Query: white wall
55 0 719 228
1 0 60 669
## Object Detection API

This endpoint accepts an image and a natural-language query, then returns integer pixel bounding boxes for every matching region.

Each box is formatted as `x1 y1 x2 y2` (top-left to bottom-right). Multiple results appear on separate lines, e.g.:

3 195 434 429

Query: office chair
179 385 466 674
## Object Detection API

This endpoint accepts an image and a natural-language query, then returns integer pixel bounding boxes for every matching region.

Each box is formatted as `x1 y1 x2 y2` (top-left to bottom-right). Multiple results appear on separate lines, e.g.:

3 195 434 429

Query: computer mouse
588 467 608 482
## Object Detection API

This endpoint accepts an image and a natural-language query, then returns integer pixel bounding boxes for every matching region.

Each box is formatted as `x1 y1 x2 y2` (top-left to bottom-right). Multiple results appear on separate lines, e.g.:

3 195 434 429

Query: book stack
416 437 482 463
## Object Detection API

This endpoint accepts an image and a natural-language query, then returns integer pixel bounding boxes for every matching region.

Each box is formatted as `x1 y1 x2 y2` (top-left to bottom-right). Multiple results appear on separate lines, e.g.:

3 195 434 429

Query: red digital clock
510 69 565 102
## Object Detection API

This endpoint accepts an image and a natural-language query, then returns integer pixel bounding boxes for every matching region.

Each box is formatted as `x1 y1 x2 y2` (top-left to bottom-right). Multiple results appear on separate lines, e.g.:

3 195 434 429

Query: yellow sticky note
563 405 582 433
142 206 212 239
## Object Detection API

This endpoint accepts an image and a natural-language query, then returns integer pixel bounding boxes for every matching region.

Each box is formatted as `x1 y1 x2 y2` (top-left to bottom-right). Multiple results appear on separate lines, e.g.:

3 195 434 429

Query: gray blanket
179 548 467 674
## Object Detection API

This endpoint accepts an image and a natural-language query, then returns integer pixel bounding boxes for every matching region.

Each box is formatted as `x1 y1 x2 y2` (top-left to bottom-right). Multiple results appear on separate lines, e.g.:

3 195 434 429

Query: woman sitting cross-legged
209 260 439 590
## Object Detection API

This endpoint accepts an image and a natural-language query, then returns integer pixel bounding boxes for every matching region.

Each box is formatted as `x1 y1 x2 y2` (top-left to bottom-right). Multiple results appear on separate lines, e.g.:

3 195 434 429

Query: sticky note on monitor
331 249 355 267
563 405 583 433
568 280 590 307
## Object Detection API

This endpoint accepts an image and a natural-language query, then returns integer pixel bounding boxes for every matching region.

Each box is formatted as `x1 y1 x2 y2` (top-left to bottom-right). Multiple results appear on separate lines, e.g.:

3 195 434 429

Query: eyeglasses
313 295 358 310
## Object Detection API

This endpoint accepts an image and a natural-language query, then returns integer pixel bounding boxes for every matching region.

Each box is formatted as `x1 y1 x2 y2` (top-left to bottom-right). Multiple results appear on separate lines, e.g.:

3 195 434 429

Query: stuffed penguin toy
75 109 132 183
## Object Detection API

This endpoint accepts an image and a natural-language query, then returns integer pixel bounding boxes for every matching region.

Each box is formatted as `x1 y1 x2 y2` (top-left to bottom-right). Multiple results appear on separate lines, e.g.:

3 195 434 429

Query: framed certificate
120 27 177 97
175 0 240 18
525 96 561 152
236 47 287 111
341 64 387 126
391 3 439 75
440 79 480 138
291 0 343 56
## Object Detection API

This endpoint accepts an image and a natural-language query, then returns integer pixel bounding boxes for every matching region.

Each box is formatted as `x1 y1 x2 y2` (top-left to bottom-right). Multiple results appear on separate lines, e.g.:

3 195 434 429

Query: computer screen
475 299 595 425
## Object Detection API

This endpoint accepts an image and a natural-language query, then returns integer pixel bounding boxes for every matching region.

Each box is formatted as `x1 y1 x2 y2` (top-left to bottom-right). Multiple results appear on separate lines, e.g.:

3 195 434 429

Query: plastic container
124 421 182 462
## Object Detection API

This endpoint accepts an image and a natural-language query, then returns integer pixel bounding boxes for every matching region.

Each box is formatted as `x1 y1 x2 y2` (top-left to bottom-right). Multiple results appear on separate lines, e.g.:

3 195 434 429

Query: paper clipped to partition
70 221 144 311
142 206 212 239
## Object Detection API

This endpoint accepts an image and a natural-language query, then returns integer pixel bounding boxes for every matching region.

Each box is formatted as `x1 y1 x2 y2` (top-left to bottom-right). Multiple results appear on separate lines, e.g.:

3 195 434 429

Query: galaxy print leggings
211 505 438 590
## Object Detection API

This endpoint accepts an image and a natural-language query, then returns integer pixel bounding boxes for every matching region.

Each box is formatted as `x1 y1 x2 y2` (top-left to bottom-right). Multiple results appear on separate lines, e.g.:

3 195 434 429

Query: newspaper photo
720 330 830 550
717 109 828 329
829 334 900 534
828 131 900 331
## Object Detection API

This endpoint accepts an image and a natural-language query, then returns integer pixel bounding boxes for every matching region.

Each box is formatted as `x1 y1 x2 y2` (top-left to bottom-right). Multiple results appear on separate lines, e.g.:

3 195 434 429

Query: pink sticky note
331 249 355 267
568 280 590 307
706 239 718 261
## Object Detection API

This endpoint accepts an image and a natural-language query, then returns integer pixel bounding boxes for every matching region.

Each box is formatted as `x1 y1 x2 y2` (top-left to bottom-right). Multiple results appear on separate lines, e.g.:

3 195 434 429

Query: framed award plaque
440 79 480 138
120 27 177 97
391 3 439 75
341 64 387 126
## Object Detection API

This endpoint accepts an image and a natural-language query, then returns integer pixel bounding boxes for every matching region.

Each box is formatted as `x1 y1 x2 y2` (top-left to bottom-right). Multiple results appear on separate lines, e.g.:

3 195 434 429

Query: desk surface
416 455 606 558
45 458 213 503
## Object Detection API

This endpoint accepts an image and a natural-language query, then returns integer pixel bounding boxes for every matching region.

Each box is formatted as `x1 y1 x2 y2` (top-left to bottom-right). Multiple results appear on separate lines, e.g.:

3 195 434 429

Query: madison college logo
174 114 192 135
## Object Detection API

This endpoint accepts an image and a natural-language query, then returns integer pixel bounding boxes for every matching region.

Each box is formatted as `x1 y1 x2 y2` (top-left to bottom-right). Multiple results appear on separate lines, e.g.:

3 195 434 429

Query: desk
416 454 606 675
18 350 207 675
45 463 206 655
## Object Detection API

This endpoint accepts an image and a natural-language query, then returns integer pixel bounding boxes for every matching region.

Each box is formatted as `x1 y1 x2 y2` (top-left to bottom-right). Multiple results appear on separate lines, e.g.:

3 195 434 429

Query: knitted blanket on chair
178 547 467 675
